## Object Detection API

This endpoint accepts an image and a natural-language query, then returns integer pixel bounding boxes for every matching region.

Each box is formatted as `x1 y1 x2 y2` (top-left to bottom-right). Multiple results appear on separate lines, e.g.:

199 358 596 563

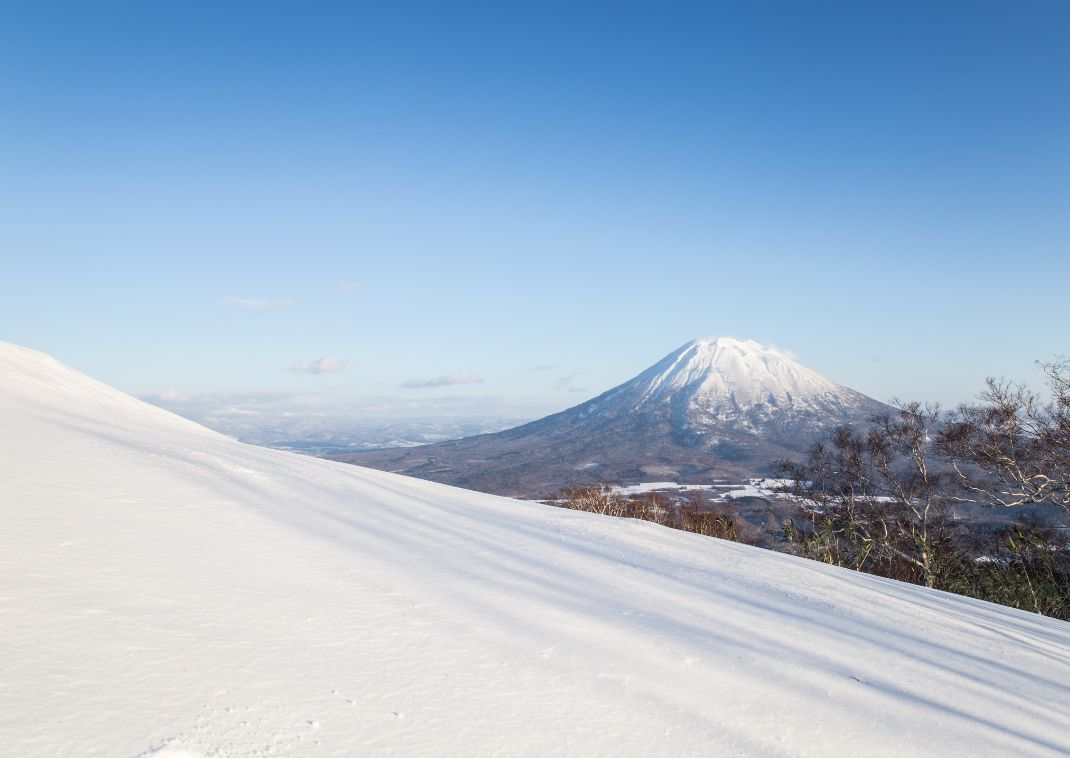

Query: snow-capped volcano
599 337 883 434
4 340 1070 756
347 338 890 496
630 337 845 409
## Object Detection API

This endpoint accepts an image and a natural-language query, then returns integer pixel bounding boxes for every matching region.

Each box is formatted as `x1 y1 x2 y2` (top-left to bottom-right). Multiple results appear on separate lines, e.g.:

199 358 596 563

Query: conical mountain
344 338 890 497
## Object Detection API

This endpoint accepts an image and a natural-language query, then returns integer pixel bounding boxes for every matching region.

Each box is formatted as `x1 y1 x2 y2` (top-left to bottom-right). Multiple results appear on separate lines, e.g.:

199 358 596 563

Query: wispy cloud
766 342 798 360
401 372 484 389
338 281 360 294
556 372 589 393
223 296 296 311
293 356 346 374
530 364 559 371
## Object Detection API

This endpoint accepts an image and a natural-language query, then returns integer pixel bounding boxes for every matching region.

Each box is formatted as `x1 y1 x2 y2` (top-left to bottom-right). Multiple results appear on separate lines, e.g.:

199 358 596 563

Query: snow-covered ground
3 340 1070 757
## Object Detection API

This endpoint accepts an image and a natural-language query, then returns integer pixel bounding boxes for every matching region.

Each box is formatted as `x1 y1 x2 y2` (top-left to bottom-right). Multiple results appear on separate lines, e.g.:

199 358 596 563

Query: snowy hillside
3 341 1069 757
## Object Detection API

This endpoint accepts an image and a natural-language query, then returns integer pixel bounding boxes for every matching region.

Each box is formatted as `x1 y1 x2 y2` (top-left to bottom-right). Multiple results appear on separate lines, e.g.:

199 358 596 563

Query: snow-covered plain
3 341 1069 757
611 479 793 500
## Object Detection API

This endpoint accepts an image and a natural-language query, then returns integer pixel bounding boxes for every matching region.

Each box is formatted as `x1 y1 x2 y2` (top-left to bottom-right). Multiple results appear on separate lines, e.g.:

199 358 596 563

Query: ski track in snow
2 341 1070 757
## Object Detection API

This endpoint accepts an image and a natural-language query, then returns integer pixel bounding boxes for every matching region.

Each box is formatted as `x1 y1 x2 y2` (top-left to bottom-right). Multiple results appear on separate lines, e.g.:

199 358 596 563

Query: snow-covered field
612 479 791 501
3 341 1070 757
613 481 719 496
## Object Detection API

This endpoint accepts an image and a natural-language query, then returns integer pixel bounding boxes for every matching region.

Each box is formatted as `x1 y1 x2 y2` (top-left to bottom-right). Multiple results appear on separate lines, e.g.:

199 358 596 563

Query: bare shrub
556 485 629 517
944 519 1070 618
628 492 673 526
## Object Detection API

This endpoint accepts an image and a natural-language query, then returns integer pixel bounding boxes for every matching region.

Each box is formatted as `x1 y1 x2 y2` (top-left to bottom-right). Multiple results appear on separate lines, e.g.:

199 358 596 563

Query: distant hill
339 337 892 497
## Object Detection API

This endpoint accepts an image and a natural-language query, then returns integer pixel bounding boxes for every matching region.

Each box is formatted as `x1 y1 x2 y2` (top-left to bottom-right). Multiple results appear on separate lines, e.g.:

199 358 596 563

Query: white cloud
766 342 799 360
222 296 296 311
293 356 346 374
338 281 361 294
401 372 484 389
159 387 186 401
556 373 589 393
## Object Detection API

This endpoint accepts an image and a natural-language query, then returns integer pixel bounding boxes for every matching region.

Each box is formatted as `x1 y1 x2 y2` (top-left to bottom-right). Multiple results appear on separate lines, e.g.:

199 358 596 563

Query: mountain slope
3 341 1069 757
343 338 891 496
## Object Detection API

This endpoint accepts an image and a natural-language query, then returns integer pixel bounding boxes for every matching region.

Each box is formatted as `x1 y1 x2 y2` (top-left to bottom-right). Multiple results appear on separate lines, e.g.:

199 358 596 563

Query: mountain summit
344 338 890 496
596 337 878 430
631 337 844 406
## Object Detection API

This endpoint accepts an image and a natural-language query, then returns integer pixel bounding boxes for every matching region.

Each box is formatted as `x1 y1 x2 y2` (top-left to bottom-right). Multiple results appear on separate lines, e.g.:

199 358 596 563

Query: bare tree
937 359 1070 514
776 403 955 588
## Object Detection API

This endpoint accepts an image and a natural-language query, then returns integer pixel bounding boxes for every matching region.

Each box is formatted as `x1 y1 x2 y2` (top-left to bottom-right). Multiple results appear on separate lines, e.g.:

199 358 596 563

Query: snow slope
2 341 1069 757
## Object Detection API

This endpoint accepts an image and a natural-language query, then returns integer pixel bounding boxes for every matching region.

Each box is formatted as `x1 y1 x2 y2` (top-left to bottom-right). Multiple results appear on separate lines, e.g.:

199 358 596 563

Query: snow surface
3 340 1070 757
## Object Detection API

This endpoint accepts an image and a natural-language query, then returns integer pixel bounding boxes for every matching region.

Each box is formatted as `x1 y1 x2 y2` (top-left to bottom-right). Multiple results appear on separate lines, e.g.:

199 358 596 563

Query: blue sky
1 1 1067 417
